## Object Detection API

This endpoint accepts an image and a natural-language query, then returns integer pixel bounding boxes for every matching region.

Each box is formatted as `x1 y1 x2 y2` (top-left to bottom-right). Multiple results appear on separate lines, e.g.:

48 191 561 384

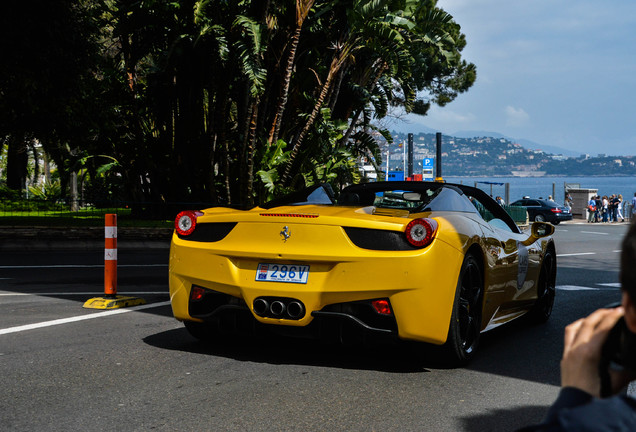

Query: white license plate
255 263 309 284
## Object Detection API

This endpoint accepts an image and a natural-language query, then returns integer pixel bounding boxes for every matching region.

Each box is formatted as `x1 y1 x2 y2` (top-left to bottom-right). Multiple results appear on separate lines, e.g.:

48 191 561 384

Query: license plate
256 263 309 284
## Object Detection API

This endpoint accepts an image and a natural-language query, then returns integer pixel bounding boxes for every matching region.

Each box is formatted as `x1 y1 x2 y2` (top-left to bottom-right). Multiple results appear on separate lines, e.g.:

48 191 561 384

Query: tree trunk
70 171 79 211
6 134 28 192
244 101 260 207
29 140 39 187
281 48 348 185
268 0 316 146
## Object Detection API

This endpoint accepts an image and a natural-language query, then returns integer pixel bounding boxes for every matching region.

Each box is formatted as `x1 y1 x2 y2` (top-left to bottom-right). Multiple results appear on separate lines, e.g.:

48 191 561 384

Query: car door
525 200 542 220
476 216 533 330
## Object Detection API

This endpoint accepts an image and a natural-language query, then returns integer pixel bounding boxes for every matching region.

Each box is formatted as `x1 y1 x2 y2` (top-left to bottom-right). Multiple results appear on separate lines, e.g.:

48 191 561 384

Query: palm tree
267 0 316 146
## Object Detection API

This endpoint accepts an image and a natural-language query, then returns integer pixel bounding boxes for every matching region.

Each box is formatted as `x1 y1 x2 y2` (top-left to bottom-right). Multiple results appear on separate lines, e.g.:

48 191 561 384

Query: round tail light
405 218 438 248
175 211 198 236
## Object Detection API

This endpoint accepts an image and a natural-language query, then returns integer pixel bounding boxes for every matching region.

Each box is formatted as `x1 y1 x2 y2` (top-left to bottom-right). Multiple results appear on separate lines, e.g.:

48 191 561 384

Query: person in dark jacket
518 221 636 431
595 195 602 222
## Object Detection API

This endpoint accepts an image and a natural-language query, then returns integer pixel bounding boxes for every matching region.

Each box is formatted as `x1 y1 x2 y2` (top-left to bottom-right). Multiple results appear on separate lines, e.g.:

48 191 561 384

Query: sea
444 176 636 205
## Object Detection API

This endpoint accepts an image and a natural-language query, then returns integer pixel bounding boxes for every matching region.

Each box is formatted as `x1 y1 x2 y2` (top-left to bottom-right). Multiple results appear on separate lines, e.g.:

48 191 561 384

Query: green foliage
28 180 62 201
0 185 21 200
1 0 476 208
256 139 291 201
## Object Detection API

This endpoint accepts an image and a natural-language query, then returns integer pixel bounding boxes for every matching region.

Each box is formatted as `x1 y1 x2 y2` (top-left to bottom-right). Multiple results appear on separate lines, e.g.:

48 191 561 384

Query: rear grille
343 227 417 251
313 300 398 333
177 222 236 242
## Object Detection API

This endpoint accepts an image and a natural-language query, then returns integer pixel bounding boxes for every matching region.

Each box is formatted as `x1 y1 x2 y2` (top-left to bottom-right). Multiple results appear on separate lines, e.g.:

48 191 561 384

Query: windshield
338 183 479 214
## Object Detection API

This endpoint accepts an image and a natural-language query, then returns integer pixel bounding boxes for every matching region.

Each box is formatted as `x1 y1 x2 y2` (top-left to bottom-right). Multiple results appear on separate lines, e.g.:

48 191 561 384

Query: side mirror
522 221 555 245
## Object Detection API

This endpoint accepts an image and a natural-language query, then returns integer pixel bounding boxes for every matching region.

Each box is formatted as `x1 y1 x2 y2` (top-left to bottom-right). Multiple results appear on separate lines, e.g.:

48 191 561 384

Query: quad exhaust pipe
286 301 304 319
270 300 285 316
252 297 305 320
253 298 269 316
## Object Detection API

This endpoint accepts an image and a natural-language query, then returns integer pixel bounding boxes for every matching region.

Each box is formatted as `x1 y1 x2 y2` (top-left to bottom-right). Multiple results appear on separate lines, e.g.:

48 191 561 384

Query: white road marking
558 250 620 257
581 231 609 235
0 300 171 336
0 264 167 269
0 292 167 296
557 283 621 291
557 285 600 291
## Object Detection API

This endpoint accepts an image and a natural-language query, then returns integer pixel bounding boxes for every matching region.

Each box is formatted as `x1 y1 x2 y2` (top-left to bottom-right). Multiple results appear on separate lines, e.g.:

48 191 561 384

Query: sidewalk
0 226 173 251
564 213 633 224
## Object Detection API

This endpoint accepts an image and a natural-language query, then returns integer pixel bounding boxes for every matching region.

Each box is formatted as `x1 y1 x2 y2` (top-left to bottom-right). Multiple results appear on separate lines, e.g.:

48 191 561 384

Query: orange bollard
104 213 117 298
83 213 145 309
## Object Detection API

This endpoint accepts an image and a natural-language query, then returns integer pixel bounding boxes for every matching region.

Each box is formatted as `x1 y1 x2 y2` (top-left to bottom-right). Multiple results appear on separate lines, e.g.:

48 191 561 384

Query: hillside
377 132 636 176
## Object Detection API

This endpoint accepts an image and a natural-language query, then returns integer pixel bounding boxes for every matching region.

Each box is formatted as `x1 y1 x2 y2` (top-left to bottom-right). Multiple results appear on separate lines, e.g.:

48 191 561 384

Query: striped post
104 214 117 298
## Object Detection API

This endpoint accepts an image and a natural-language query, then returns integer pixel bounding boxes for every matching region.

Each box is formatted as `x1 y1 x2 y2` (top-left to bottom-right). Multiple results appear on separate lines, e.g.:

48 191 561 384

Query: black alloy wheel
442 254 483 365
528 249 556 323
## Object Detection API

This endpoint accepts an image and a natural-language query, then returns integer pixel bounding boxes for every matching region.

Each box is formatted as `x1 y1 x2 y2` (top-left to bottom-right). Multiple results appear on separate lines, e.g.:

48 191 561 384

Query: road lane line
0 301 171 336
0 264 167 269
0 292 167 296
581 231 609 235
557 285 600 291
557 252 596 257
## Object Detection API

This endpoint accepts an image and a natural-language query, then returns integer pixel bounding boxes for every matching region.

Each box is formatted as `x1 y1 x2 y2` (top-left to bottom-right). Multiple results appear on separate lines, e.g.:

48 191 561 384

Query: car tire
527 249 556 324
534 214 545 222
440 254 483 366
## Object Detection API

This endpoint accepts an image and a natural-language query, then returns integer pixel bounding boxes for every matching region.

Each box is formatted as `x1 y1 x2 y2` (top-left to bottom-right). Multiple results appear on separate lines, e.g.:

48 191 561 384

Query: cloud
428 107 477 124
504 106 530 127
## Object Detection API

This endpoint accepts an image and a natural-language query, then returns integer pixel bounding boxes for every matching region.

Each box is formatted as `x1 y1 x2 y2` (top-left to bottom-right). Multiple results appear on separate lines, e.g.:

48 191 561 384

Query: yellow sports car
169 181 556 364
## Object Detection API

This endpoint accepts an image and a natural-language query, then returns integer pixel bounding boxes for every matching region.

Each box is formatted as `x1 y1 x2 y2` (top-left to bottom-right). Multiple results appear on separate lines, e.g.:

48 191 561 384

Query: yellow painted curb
83 296 147 309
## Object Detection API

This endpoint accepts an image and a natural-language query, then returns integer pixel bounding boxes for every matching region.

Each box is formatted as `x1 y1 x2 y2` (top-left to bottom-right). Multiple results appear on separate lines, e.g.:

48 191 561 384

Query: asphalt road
0 221 630 431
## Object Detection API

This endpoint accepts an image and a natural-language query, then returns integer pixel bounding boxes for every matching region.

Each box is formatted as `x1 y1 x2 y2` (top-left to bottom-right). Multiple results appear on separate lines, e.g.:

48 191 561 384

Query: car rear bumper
168 235 465 345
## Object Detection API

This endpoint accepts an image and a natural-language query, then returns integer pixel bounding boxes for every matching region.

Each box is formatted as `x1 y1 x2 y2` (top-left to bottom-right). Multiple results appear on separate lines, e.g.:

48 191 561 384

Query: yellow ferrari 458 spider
169 181 556 365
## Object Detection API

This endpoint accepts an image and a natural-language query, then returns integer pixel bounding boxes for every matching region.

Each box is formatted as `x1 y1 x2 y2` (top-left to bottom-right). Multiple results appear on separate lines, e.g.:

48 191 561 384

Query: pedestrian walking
610 194 619 222
602 195 609 223
617 194 625 222
588 196 597 223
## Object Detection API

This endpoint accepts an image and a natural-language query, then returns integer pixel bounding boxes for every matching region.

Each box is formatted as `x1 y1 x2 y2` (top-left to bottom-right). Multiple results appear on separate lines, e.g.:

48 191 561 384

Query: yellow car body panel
170 209 469 344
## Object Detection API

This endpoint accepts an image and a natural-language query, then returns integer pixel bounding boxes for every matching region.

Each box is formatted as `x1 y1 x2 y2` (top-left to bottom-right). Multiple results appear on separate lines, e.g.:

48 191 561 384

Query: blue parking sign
423 158 434 167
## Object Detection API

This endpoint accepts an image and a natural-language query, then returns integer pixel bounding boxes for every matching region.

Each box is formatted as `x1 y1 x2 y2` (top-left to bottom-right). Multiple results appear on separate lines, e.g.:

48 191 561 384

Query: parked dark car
509 198 573 225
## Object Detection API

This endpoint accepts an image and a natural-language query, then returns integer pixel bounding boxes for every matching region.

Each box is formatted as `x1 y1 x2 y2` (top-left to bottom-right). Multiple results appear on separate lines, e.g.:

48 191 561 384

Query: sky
389 0 636 156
